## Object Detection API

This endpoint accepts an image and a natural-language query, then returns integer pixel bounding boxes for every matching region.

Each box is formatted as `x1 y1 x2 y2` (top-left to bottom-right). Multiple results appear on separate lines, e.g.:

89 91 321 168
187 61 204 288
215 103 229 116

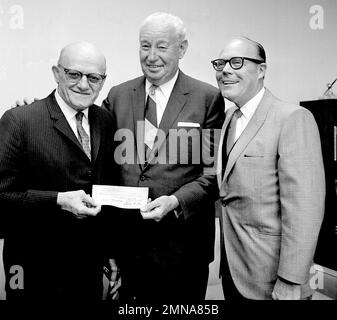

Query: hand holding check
57 190 101 219
140 195 179 222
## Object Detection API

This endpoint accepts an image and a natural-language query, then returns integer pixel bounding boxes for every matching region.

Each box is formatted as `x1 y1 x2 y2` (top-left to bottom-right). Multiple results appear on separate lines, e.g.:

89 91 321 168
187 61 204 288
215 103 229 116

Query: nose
222 61 232 74
77 75 90 90
147 47 158 61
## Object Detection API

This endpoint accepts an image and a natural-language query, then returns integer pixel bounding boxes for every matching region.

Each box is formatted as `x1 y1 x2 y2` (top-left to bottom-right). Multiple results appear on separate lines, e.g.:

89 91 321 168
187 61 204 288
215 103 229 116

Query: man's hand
57 190 101 218
271 278 301 300
11 97 39 108
103 258 121 300
140 195 179 222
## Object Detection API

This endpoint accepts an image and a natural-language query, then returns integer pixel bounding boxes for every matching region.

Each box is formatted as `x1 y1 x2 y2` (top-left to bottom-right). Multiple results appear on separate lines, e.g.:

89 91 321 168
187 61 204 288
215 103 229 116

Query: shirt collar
239 87 265 120
145 70 179 99
54 89 89 121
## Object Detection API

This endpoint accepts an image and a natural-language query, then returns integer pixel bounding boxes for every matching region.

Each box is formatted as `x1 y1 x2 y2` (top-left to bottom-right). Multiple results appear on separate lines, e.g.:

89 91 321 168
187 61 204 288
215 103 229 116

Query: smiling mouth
147 65 163 69
222 80 238 85
72 91 91 95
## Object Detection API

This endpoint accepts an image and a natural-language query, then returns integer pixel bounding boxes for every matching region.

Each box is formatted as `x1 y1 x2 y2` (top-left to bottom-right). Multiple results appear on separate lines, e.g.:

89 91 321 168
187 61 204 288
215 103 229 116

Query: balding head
220 37 266 63
58 42 106 75
52 42 106 111
215 37 267 107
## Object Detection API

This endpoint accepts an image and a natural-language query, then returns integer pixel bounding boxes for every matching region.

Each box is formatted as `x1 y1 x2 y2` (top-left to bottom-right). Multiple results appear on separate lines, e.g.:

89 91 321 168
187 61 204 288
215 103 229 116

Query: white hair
140 12 187 42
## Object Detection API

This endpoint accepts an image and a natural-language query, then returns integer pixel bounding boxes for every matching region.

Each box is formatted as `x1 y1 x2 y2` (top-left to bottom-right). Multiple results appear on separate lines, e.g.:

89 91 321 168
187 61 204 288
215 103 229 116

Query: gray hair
140 12 187 42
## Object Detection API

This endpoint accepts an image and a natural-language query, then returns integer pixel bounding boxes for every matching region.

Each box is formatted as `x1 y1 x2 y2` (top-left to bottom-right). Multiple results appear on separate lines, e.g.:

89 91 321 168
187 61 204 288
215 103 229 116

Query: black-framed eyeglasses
58 64 106 85
211 57 265 71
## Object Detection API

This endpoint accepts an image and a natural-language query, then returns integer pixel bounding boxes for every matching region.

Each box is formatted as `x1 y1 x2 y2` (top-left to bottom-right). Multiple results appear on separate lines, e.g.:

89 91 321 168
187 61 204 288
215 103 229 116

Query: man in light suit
212 37 325 300
0 42 115 299
103 12 225 300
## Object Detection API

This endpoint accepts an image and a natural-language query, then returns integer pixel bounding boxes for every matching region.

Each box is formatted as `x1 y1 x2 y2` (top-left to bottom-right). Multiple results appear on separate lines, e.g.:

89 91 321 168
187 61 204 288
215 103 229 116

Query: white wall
0 0 336 115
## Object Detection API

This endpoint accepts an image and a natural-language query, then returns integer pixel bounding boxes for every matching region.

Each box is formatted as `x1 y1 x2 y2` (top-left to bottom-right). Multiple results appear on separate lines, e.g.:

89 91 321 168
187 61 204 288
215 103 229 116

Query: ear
52 65 60 84
257 62 267 80
179 39 188 59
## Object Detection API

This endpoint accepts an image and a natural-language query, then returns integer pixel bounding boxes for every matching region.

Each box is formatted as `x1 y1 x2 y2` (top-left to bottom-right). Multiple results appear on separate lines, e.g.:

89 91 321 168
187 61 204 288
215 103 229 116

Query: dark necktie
222 108 243 178
144 84 158 161
75 111 91 161
226 108 243 155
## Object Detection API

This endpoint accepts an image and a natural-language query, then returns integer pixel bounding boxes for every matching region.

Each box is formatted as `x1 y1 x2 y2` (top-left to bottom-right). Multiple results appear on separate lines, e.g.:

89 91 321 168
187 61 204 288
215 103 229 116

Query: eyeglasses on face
58 65 106 85
211 57 265 71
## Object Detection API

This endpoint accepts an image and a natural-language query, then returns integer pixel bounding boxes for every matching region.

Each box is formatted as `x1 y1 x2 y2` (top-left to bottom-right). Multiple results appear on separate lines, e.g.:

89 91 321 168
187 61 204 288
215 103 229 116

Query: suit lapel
158 71 188 134
131 77 147 170
46 92 92 162
88 106 101 163
222 89 273 184
217 107 236 188
46 93 84 151
146 71 188 164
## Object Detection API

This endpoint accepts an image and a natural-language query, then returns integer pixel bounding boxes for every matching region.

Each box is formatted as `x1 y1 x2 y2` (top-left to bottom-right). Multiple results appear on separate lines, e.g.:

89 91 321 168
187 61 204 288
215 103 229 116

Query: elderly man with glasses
213 36 325 300
0 42 116 299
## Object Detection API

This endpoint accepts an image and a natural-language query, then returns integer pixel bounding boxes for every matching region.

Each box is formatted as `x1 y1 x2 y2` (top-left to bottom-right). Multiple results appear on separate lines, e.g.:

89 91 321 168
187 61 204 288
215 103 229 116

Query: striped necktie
144 84 158 161
75 111 91 161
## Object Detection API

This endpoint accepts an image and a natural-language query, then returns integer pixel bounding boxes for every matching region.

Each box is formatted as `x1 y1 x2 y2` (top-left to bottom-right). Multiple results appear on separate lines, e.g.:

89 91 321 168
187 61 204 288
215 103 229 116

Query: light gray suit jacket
217 89 325 299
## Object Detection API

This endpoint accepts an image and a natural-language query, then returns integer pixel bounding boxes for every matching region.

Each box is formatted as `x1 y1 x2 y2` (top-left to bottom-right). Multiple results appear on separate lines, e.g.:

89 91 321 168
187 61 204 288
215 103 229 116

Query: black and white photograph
0 0 336 315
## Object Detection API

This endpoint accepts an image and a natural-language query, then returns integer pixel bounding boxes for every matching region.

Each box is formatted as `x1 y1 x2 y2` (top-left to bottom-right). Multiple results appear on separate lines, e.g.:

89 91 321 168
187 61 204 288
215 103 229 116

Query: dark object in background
300 99 337 271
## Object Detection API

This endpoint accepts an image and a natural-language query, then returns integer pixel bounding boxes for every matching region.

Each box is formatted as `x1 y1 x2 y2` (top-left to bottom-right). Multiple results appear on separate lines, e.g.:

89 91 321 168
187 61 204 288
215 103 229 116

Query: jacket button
140 175 146 181
87 170 92 178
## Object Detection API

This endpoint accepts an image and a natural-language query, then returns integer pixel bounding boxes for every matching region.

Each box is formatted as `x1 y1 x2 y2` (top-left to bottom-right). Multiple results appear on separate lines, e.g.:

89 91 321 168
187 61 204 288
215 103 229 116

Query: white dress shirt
54 90 91 142
234 87 265 142
145 70 179 126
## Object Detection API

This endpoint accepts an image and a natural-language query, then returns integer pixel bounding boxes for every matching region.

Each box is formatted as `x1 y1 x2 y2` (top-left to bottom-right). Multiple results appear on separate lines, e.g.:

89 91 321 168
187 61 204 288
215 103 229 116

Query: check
92 185 149 209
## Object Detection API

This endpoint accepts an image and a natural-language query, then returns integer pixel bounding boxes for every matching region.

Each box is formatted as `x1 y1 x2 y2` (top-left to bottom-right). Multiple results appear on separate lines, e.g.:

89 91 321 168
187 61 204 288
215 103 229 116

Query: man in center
103 12 225 300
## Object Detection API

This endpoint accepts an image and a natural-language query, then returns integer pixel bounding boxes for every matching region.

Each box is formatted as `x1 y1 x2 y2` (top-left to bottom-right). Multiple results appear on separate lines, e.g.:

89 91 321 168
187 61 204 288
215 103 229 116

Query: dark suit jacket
103 71 225 269
0 91 115 299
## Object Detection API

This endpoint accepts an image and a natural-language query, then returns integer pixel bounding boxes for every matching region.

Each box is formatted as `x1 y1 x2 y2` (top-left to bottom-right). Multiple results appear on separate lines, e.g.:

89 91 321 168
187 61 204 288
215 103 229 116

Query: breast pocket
237 154 278 196
241 154 277 167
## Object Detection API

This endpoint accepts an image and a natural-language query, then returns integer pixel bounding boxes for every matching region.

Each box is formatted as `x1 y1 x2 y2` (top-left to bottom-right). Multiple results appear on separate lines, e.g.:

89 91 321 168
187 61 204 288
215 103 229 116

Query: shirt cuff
174 205 183 219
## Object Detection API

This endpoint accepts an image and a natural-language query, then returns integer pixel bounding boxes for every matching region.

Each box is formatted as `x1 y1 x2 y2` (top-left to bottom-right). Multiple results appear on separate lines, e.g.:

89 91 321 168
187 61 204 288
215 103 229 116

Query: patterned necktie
144 84 158 161
226 108 243 155
75 111 91 161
